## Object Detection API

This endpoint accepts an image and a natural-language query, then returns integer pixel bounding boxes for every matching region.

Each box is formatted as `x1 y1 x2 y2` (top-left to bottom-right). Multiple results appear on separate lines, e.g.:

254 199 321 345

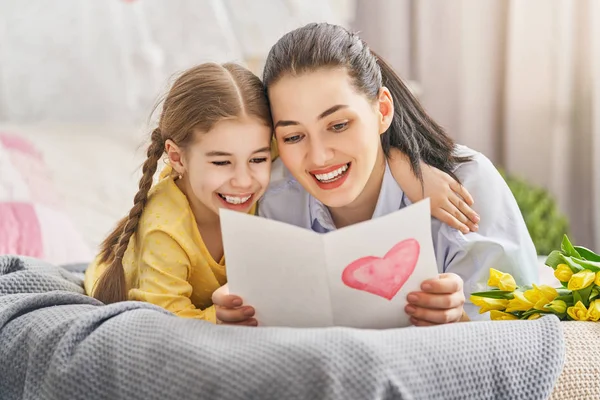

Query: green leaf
573 246 600 262
549 252 600 273
578 285 595 307
555 294 574 305
589 286 600 302
470 290 515 299
572 285 595 308
520 310 550 319
561 235 582 258
569 257 600 272
545 251 570 269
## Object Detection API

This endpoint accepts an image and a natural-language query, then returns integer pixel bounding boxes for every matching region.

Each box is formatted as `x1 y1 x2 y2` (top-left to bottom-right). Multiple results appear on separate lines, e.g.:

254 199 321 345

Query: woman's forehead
268 69 367 118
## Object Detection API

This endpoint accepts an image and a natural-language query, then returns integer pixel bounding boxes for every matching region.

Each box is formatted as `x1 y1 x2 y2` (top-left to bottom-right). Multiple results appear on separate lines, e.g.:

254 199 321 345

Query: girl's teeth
223 195 251 205
315 164 348 182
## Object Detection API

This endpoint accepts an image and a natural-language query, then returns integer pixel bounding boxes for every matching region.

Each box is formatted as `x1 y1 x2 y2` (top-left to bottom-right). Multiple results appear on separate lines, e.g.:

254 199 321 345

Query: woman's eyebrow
317 104 348 120
274 104 349 129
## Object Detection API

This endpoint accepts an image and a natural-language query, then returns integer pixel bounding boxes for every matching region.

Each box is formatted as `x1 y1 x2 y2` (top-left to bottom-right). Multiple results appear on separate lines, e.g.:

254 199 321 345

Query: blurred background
0 0 598 264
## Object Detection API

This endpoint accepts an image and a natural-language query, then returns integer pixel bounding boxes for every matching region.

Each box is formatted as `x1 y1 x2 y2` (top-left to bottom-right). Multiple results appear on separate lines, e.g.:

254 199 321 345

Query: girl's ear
377 87 394 135
165 139 186 175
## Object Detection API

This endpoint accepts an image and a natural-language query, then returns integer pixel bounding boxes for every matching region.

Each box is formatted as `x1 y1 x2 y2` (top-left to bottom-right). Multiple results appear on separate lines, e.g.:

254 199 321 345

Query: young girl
85 62 479 324
213 23 539 326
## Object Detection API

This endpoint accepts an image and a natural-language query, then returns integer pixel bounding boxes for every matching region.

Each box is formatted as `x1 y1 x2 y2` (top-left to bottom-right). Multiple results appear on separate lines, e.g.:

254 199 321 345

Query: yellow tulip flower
527 313 542 320
587 300 600 322
505 291 535 313
524 284 558 311
567 270 596 291
554 264 573 283
490 310 519 320
545 299 567 314
567 301 589 321
595 272 600 287
487 268 517 291
470 295 509 314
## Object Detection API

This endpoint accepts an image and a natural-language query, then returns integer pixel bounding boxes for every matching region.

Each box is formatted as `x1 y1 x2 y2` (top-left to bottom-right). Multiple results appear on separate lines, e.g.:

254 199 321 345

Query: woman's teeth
220 194 251 204
314 164 349 182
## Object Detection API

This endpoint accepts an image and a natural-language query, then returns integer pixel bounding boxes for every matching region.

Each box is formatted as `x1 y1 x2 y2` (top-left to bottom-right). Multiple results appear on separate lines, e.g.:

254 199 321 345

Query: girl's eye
211 161 230 166
331 122 349 132
250 157 268 164
282 134 304 144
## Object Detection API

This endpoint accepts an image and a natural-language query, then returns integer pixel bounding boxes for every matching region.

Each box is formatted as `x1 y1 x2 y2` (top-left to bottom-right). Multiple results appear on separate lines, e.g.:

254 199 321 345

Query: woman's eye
211 161 230 166
250 157 268 164
331 122 349 132
283 134 304 144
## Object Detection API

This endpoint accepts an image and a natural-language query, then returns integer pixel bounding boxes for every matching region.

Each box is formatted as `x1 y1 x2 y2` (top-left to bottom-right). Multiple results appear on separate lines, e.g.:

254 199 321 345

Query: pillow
0 132 92 264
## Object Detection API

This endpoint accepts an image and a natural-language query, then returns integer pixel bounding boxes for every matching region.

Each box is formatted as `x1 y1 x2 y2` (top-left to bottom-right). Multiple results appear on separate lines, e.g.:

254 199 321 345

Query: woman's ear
377 87 394 135
165 139 186 175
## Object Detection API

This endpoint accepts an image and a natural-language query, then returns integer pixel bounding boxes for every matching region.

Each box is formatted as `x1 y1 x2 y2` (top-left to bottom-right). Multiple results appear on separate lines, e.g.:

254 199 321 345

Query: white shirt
259 145 539 319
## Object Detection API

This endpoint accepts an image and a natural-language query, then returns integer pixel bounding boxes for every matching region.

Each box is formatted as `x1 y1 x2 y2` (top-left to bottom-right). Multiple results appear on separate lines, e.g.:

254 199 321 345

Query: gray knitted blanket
0 255 565 400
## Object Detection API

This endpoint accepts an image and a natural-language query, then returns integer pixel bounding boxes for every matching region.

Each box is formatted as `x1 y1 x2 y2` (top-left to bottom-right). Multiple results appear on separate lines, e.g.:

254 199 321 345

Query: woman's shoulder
259 159 311 224
450 144 521 223
452 145 502 186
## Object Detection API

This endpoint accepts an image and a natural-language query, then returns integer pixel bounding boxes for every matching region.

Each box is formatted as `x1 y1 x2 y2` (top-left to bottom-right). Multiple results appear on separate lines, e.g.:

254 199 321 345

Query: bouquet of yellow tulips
470 235 600 321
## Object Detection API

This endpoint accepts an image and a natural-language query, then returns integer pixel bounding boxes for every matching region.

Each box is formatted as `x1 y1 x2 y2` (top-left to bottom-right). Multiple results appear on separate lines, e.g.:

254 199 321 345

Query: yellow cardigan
84 167 256 323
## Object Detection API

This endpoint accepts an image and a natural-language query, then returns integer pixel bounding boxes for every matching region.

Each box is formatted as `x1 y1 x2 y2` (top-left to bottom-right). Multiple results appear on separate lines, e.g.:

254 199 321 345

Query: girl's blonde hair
92 63 271 304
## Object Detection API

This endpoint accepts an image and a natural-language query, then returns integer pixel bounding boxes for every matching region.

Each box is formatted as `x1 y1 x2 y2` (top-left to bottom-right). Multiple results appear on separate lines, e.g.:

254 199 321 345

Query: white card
220 199 439 328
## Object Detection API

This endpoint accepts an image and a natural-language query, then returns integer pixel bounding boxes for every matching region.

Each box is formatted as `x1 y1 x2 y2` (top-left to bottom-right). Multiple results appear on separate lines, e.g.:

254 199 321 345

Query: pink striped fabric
0 202 43 258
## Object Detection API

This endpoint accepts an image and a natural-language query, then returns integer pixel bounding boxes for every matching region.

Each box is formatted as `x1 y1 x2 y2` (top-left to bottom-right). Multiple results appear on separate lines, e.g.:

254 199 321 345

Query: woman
213 23 538 326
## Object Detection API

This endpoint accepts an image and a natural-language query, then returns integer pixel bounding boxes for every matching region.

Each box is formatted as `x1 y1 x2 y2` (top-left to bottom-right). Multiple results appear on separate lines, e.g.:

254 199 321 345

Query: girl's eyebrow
274 104 349 129
205 146 271 157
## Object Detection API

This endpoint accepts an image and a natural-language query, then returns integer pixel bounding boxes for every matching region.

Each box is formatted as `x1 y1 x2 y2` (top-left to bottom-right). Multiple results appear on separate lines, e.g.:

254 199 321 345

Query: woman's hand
405 273 466 326
212 284 258 326
388 150 480 234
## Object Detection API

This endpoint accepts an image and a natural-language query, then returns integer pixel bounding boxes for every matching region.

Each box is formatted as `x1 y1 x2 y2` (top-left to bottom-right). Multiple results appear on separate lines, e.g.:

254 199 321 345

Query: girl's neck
175 177 220 229
328 150 387 229
176 176 224 262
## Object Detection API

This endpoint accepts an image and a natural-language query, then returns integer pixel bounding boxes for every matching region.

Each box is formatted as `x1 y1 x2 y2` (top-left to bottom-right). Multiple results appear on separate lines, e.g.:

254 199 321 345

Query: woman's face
268 68 393 208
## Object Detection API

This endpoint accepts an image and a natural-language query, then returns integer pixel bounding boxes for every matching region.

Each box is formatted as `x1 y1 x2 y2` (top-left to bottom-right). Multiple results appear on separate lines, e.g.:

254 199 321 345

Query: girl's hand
405 273 466 326
211 284 258 326
388 151 480 234
418 162 479 234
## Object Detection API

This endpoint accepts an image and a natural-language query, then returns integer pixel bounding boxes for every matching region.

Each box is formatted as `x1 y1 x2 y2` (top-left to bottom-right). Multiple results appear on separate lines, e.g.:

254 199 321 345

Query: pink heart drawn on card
341 239 420 300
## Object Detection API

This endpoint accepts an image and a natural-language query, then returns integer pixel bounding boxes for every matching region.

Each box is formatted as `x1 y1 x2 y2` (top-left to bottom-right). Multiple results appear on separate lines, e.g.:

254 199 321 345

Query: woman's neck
328 150 387 229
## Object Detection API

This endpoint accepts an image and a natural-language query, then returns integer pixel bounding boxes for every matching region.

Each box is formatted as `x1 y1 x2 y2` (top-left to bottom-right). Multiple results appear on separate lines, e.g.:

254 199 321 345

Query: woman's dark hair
262 22 471 182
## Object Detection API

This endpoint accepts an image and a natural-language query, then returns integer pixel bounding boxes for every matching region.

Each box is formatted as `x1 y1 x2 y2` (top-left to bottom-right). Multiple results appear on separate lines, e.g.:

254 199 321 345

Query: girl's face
268 68 393 208
167 117 272 217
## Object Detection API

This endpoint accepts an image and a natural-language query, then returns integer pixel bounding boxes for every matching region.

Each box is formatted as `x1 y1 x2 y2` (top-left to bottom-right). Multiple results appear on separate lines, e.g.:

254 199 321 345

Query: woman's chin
309 185 359 209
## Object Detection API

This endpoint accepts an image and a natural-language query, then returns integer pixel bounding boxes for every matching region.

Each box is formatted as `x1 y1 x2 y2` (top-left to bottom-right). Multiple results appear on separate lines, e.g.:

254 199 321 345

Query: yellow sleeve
131 230 217 323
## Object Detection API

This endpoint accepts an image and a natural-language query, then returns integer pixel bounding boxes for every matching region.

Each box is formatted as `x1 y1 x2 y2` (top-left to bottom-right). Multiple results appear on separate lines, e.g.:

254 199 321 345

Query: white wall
0 0 355 127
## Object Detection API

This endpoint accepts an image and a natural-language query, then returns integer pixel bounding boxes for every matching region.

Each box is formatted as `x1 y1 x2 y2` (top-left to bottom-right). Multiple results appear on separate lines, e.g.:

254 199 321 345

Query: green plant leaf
545 251 583 273
573 291 583 305
569 257 600 272
469 290 515 299
574 285 594 308
589 286 600 302
520 309 549 319
573 246 600 262
561 235 581 258
500 170 570 255
555 294 574 305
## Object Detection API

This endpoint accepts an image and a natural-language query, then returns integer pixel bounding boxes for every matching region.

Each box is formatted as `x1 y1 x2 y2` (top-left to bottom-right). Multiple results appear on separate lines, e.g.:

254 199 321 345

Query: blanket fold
0 255 565 400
